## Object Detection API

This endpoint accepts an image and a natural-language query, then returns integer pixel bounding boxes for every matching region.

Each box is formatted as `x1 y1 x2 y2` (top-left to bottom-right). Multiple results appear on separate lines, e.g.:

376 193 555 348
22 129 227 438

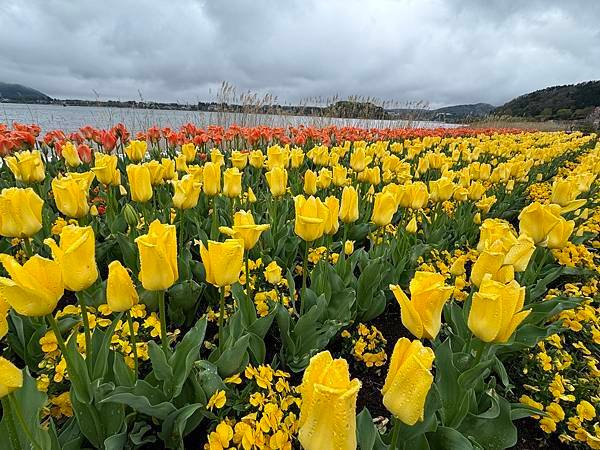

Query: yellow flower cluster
341 323 388 368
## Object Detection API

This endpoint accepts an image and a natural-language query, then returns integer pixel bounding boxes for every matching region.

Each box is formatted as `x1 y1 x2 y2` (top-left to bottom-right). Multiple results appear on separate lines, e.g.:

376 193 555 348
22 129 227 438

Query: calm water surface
1 103 459 133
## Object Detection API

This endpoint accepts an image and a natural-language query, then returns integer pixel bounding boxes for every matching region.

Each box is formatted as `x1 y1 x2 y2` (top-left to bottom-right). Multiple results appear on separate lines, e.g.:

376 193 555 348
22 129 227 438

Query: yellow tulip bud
371 192 397 227
0 188 43 238
0 254 64 316
468 276 530 343
230 151 248 169
5 150 45 184
473 212 481 224
382 338 434 425
247 187 257 203
265 167 288 197
92 153 121 186
44 225 98 292
294 195 329 242
211 148 225 166
175 154 188 173
304 169 318 195
135 220 178 291
172 174 202 209
106 261 139 312
323 196 340 235
223 168 242 198
344 240 354 255
52 172 95 218
144 160 165 186
468 181 486 201
264 261 282 285
203 162 222 196
249 150 265 169
0 357 23 398
390 271 452 340
406 216 418 234
317 168 332 189
181 142 197 162
450 255 467 276
218 210 269 250
61 142 82 167
125 140 147 162
350 147 371 172
126 164 153 203
339 186 359 223
298 351 360 450
199 239 244 287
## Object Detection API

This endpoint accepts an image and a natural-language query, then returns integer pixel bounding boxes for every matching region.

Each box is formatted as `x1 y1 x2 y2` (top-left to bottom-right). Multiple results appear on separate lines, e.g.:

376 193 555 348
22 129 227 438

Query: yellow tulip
468 275 530 343
181 142 197 162
332 165 348 186
144 160 165 186
477 218 516 252
264 261 282 285
106 260 139 312
44 225 98 292
298 351 361 450
504 234 536 272
317 168 332 189
211 148 225 166
382 338 434 425
5 150 45 183
126 164 153 203
265 167 288 197
135 220 178 291
249 150 265 168
471 240 514 287
186 164 204 182
52 172 95 218
175 154 188 172
203 162 222 196
518 202 574 249
468 181 486 201
0 297 9 340
339 186 359 223
551 178 586 213
0 254 64 316
390 272 452 340
308 145 329 166
199 239 244 287
218 210 270 250
161 158 176 181
294 195 329 242
223 168 242 198
365 166 381 185
350 147 371 172
324 196 340 235
172 174 202 209
266 145 287 169
0 357 23 398
403 182 430 210
344 240 354 255
92 153 121 186
304 170 318 195
0 188 43 238
124 140 147 162
290 148 304 168
371 192 398 227
61 141 82 167
406 216 418 234
230 151 248 169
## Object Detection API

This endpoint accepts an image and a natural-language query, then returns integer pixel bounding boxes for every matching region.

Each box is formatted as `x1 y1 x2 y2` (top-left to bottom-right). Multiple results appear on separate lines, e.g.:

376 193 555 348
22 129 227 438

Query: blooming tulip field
0 122 599 450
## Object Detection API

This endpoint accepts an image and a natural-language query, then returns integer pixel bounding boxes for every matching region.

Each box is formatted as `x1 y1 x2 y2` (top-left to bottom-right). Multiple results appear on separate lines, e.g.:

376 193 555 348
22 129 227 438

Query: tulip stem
8 394 43 450
157 290 169 354
126 311 139 380
389 417 401 450
46 314 68 356
76 291 93 370
218 286 226 353
245 253 251 303
300 240 310 314
21 238 33 258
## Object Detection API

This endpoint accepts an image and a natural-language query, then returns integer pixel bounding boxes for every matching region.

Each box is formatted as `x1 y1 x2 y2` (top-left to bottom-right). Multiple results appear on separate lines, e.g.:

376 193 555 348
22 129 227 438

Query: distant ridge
493 80 600 120
387 103 495 122
0 82 52 102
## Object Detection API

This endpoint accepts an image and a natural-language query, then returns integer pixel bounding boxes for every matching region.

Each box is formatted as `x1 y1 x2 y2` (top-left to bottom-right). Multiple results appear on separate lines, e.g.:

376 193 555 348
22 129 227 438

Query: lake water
0 102 459 133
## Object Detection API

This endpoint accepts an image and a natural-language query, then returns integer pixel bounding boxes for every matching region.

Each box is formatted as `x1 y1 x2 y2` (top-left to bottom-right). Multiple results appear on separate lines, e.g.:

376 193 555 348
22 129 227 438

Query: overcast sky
1 0 599 107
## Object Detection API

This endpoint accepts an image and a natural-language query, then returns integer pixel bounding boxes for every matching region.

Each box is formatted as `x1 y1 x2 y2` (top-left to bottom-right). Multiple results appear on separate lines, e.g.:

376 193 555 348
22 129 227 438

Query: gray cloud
0 0 599 107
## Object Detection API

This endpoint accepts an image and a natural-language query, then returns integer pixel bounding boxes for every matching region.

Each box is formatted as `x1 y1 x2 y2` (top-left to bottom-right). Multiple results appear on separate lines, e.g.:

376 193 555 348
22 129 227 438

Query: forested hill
493 81 600 120
0 82 52 101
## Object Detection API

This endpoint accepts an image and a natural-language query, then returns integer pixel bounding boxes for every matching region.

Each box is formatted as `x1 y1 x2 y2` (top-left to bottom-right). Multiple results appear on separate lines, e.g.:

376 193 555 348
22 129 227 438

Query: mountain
493 81 600 120
0 82 52 102
387 103 495 122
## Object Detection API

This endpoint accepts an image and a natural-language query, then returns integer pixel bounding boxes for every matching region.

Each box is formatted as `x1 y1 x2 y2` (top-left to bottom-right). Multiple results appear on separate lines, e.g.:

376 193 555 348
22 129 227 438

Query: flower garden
0 122 598 449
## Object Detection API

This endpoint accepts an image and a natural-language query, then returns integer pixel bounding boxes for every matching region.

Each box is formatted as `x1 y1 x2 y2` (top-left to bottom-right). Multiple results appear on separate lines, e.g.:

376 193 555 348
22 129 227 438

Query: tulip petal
468 292 503 343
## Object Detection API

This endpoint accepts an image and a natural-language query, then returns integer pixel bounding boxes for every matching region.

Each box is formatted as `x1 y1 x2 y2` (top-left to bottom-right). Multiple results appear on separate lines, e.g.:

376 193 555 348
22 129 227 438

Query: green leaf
214 334 251 377
100 380 177 420
160 404 207 449
167 318 207 398
426 426 474 450
92 313 123 381
356 408 388 450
